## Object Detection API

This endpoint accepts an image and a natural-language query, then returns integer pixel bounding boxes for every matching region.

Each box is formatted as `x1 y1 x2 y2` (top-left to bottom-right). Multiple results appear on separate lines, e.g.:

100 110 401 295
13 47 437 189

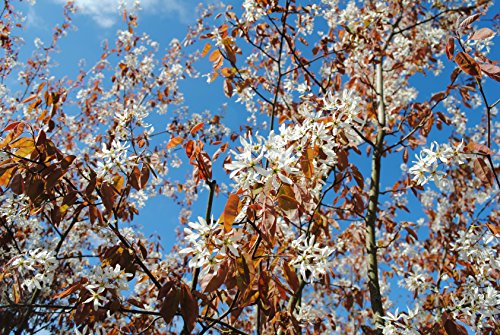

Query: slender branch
201 316 251 335
199 290 240 335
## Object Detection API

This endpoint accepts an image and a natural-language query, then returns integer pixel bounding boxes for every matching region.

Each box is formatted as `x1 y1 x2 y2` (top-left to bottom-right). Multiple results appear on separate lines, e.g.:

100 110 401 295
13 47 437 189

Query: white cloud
52 0 192 28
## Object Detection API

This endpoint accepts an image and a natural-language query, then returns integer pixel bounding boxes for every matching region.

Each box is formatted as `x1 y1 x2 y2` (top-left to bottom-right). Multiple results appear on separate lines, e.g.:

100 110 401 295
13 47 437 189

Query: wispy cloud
51 0 194 28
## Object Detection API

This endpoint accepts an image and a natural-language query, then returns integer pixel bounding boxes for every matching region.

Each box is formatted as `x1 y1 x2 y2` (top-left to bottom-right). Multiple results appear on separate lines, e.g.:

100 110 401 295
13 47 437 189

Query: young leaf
180 284 198 332
445 37 454 60
167 136 183 149
159 286 180 325
223 193 240 231
473 157 493 187
454 52 481 77
201 42 211 57
470 27 495 40
190 122 204 135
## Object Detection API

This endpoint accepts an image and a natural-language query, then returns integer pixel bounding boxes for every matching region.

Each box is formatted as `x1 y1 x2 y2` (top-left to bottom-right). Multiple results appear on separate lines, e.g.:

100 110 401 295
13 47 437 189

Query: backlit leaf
455 52 481 77
166 136 183 149
223 194 239 231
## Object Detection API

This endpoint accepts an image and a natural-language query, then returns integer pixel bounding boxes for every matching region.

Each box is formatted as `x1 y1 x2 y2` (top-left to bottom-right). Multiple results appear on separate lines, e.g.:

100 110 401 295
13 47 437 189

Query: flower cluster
10 249 58 292
94 139 137 182
82 264 133 310
290 235 334 282
180 217 241 277
226 90 362 192
409 141 466 187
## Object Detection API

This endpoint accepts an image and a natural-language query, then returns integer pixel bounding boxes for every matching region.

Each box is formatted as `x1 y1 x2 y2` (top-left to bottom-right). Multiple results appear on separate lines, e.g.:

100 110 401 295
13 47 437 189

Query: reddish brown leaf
479 63 500 82
190 122 205 135
54 282 82 299
352 193 364 213
466 142 494 155
459 13 482 30
282 261 299 293
455 52 481 77
445 37 454 60
180 284 198 332
140 165 150 189
351 166 364 188
202 262 228 293
2 121 23 133
223 194 239 231
159 286 180 325
223 79 234 98
10 173 24 195
201 43 211 57
470 27 495 41
61 155 76 170
129 166 141 190
299 147 314 179
100 182 116 211
405 227 418 240
209 49 222 62
473 157 494 187
166 136 183 149
442 312 468 335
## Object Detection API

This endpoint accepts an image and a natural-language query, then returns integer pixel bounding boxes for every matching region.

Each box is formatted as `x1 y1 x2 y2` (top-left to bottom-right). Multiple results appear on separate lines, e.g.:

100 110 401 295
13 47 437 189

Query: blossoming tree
0 0 498 334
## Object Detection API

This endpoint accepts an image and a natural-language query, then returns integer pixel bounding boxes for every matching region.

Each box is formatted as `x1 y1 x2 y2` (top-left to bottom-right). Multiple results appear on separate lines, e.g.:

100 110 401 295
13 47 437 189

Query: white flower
83 285 107 310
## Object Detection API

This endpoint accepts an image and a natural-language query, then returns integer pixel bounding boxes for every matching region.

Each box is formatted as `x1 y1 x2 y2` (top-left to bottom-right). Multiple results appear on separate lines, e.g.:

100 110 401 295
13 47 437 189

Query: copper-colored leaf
479 63 500 82
443 312 468 335
209 49 222 62
11 137 35 158
351 166 364 188
61 155 76 170
190 122 205 135
129 166 141 190
278 184 298 211
282 261 299 293
54 282 82 299
166 136 183 149
455 52 481 77
445 37 454 60
223 79 233 98
466 142 494 155
223 194 240 231
486 223 499 236
202 261 228 293
2 121 23 133
223 41 236 64
278 193 298 211
0 164 16 187
201 42 211 57
159 286 180 325
299 147 314 179
473 157 493 187
470 27 495 41
184 140 194 159
459 13 482 30
180 284 198 332
100 182 116 211
140 165 150 189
